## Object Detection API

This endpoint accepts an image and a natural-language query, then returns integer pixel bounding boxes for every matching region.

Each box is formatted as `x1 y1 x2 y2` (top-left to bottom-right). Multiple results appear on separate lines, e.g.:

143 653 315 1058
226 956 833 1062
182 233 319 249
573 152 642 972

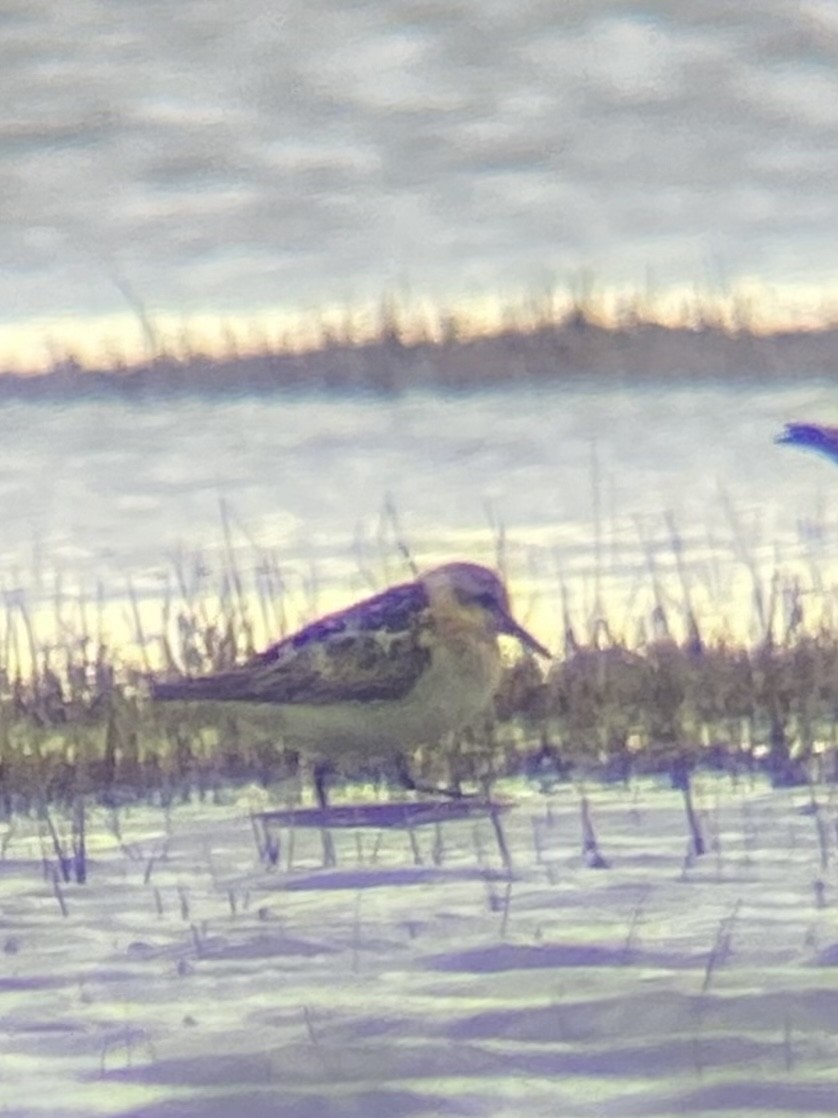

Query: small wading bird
151 562 551 805
776 422 838 465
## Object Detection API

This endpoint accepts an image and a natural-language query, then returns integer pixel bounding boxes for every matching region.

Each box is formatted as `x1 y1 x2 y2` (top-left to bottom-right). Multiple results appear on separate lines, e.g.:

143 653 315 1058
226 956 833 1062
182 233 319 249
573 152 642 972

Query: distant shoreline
3 313 838 398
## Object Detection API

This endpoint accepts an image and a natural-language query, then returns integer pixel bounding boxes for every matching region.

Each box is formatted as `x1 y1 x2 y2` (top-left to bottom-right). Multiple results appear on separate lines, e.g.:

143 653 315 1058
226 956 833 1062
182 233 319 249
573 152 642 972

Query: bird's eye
475 591 497 609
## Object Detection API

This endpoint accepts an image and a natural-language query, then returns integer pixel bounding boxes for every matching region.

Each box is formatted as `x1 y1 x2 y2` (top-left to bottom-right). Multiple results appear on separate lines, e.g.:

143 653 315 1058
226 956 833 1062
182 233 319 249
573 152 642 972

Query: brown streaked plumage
151 562 551 799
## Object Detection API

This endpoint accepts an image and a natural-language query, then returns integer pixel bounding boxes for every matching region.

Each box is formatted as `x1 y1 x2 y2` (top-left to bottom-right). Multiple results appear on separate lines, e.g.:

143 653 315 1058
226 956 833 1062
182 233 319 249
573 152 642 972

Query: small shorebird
151 562 551 804
776 422 838 465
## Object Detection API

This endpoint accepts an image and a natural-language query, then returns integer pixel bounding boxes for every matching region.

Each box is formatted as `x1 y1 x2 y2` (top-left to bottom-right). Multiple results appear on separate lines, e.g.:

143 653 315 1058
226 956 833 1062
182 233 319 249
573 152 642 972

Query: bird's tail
150 672 254 703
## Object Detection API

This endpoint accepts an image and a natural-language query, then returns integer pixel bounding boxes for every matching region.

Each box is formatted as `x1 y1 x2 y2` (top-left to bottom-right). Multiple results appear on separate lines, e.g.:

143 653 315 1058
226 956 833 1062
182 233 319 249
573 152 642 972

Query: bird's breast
272 611 501 754
407 607 502 728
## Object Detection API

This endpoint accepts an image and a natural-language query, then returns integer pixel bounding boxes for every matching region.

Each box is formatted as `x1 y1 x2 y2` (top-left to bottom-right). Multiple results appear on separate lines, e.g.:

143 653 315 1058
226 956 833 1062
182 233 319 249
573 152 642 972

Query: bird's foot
394 754 474 800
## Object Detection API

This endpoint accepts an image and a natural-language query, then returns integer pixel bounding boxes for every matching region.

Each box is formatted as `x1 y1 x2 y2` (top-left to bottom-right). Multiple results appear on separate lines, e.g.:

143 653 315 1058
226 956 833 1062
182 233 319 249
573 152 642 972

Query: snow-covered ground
3 775 838 1117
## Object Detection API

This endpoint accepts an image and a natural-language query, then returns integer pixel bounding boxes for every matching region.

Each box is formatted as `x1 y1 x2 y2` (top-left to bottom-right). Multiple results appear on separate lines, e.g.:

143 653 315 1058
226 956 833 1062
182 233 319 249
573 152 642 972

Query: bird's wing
153 580 433 705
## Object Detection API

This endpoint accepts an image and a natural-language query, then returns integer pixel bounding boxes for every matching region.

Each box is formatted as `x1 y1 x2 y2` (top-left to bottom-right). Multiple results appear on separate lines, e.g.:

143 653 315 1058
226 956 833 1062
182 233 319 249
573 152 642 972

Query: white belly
272 634 501 758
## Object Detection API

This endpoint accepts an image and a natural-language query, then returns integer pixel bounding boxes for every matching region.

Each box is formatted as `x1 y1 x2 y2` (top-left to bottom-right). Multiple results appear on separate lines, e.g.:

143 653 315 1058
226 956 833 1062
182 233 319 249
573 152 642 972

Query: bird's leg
312 760 336 867
394 753 422 793
312 760 333 809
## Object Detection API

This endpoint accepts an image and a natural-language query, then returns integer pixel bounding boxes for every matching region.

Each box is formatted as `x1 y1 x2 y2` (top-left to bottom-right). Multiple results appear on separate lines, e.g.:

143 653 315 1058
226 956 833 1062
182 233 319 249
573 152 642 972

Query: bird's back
151 578 433 706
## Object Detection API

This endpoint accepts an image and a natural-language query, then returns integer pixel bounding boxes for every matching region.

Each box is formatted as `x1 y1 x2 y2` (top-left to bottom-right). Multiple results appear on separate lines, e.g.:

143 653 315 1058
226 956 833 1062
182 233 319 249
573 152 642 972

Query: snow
3 775 838 1116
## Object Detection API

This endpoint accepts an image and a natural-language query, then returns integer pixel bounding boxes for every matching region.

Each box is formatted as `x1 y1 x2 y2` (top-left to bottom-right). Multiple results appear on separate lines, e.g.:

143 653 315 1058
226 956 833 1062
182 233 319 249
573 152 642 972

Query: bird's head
421 562 551 658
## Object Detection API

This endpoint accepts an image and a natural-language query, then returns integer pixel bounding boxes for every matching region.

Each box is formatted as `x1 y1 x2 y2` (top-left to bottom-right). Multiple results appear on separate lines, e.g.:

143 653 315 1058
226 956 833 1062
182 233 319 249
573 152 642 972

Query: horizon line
3 278 838 374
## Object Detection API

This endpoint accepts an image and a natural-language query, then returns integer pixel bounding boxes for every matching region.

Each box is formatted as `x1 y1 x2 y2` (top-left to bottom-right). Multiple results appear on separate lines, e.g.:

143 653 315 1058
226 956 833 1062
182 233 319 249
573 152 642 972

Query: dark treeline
5 313 838 399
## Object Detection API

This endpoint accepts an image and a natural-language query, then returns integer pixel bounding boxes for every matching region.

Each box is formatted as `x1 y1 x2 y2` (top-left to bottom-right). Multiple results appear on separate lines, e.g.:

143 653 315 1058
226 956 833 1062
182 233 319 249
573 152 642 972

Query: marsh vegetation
3 521 837 827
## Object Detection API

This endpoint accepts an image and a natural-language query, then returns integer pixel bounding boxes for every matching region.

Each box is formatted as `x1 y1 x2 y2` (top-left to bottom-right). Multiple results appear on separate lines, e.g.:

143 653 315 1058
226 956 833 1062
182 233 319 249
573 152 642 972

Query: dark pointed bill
497 612 552 658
